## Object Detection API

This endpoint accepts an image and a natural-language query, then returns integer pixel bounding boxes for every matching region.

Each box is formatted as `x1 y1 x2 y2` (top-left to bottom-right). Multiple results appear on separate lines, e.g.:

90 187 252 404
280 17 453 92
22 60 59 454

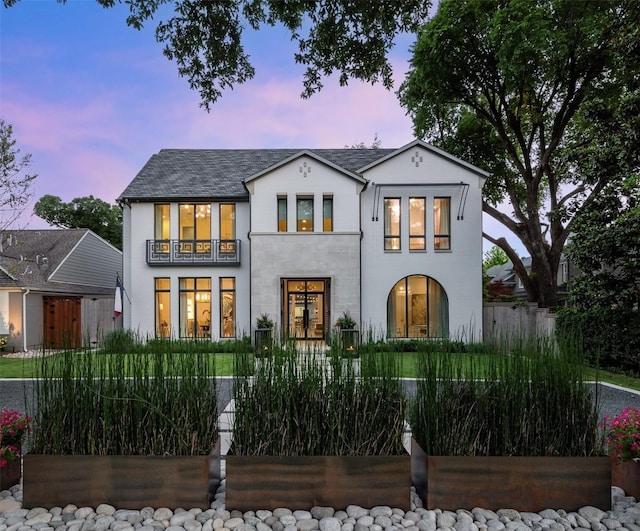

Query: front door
284 279 329 340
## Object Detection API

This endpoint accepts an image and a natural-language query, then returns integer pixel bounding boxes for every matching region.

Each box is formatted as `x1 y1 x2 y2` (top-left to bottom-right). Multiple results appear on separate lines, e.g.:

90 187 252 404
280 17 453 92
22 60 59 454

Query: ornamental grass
231 346 407 456
409 336 604 457
29 341 219 456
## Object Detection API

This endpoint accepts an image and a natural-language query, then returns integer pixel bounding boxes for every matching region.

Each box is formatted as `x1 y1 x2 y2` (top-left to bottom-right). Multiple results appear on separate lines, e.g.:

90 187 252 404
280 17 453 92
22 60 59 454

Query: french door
283 279 329 340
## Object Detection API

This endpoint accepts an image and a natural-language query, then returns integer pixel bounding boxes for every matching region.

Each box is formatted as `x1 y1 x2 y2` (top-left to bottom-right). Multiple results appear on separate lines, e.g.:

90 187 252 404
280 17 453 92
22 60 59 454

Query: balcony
146 239 241 266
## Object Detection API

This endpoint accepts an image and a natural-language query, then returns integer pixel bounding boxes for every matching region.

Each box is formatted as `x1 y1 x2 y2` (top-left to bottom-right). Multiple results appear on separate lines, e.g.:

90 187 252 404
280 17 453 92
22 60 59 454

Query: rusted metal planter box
0 443 21 491
226 451 411 511
611 455 640 499
411 441 611 512
22 440 220 509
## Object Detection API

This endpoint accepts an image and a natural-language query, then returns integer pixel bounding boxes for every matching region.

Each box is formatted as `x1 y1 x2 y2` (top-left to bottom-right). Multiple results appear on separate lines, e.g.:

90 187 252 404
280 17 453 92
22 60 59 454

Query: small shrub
101 329 140 353
556 307 640 375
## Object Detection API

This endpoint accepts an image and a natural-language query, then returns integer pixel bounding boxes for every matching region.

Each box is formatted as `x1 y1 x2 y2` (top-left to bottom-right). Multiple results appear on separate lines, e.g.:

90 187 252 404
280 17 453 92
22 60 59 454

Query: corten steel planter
611 456 640 499
226 450 411 511
22 439 221 510
0 443 21 490
411 441 611 512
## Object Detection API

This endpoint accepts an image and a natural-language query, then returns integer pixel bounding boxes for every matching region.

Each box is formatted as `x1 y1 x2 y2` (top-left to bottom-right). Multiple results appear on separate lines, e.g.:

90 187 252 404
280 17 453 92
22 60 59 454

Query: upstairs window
220 204 236 240
179 204 211 241
278 196 287 232
384 198 401 250
409 197 426 250
434 197 451 250
154 204 170 240
297 197 314 232
323 196 333 232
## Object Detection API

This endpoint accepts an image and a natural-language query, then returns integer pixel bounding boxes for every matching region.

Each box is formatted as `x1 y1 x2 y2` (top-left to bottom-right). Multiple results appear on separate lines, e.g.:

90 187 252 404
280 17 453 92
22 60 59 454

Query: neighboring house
118 140 488 343
0 229 123 351
485 255 576 301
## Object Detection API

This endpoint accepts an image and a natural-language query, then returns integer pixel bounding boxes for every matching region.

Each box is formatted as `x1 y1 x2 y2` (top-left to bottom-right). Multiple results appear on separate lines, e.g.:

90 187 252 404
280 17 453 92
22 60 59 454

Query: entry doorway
283 279 330 340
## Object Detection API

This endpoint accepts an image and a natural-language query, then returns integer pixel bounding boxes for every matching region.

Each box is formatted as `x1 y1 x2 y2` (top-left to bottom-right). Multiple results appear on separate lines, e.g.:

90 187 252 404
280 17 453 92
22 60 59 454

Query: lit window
384 198 401 250
323 196 333 232
179 204 211 253
434 197 451 250
297 197 314 232
155 278 170 338
179 277 211 338
409 197 426 250
220 204 235 240
220 278 235 338
154 204 170 240
387 275 449 338
278 196 287 232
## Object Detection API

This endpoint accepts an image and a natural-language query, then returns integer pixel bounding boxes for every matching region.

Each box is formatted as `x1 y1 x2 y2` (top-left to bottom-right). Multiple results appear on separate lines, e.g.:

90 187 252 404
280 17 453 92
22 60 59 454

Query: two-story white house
118 140 488 343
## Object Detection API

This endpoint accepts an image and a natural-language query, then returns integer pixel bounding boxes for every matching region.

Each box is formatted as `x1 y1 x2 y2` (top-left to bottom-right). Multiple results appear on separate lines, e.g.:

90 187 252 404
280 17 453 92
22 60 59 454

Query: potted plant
409 340 610 512
0 409 32 490
22 345 220 509
334 311 359 357
226 349 411 511
254 313 274 355
606 407 640 499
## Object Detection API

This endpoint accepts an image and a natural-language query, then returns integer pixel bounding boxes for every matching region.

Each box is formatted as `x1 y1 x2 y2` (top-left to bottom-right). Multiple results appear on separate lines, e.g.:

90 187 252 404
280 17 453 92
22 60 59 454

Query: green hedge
556 307 640 375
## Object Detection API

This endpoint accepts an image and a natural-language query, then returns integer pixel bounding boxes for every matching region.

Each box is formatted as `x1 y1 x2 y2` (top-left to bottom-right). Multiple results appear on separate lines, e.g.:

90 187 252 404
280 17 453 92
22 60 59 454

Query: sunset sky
1 1 521 254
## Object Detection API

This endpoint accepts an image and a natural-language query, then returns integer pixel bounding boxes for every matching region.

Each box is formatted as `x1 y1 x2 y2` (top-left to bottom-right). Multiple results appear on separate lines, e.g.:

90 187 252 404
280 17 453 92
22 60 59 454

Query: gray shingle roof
118 148 396 202
0 229 112 295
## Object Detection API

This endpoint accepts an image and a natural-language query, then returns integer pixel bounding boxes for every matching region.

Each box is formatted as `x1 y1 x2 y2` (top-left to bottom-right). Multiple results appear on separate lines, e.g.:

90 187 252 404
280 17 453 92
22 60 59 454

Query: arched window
387 275 449 338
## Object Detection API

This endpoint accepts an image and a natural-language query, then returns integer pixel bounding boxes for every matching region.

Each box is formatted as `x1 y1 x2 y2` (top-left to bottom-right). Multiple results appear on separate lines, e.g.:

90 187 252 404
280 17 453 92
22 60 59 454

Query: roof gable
0 229 122 294
357 139 491 179
244 150 367 185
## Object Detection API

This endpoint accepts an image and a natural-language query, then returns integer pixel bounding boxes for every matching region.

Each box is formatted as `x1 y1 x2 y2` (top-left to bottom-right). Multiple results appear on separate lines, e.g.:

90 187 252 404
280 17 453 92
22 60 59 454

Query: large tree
0 119 37 232
34 195 123 249
399 0 640 307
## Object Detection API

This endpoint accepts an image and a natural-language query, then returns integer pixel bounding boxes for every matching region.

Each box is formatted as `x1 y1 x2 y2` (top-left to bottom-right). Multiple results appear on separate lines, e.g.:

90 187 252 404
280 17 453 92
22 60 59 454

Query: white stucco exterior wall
122 201 251 339
359 144 485 340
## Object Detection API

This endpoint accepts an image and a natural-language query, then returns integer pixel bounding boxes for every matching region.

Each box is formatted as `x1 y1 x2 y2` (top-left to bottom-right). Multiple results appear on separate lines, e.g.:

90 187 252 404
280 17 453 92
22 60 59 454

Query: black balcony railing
146 239 241 265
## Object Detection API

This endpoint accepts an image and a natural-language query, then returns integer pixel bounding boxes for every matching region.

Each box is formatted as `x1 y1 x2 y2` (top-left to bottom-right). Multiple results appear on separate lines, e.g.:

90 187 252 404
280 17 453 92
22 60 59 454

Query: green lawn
0 352 238 378
2 350 639 392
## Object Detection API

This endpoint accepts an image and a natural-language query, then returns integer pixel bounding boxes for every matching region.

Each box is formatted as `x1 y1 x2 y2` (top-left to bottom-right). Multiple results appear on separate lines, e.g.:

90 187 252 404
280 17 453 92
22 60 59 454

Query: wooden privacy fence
483 303 556 347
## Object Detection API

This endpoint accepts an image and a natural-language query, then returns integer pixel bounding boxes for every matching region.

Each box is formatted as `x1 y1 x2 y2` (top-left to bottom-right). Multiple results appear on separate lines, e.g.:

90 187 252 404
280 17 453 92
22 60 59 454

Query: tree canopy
399 0 640 307
34 195 123 249
566 176 639 311
483 246 508 272
0 119 37 232
2 0 430 110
